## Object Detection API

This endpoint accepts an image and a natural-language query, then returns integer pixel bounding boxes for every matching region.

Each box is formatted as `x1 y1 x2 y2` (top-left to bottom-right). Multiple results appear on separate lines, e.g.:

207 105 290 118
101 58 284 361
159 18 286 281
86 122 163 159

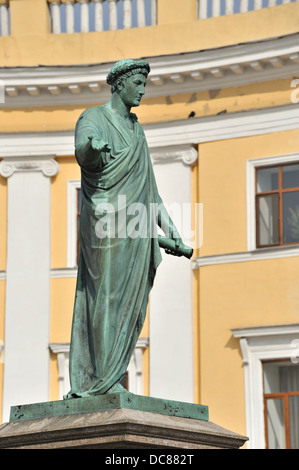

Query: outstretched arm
75 112 111 170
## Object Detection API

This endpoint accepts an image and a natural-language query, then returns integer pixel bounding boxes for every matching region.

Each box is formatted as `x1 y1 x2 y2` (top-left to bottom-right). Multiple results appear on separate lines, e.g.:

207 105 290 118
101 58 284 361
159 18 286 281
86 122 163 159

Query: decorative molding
232 323 299 339
0 156 60 178
0 132 74 158
193 245 299 269
0 271 5 281
145 104 299 149
151 145 198 166
49 343 70 354
231 323 299 449
0 104 298 158
51 267 78 278
0 33 298 108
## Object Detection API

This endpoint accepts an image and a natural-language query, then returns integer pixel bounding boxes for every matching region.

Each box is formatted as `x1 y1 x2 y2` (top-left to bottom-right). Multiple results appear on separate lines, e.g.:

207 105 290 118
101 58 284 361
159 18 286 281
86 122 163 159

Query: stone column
0 0 9 37
0 156 59 423
149 145 197 404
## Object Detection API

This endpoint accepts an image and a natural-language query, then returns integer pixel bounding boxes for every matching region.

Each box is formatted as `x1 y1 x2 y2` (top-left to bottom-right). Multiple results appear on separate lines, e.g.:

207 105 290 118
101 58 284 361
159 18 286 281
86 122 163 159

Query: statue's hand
165 229 183 257
88 136 111 153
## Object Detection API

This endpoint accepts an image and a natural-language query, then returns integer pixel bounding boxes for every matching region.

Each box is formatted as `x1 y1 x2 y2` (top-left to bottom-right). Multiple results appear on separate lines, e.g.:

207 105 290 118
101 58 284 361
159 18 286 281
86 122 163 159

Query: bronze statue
65 59 192 398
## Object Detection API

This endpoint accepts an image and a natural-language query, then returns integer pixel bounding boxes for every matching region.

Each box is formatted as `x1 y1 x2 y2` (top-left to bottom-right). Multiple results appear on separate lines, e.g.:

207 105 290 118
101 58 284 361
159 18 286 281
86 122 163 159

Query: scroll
158 235 193 259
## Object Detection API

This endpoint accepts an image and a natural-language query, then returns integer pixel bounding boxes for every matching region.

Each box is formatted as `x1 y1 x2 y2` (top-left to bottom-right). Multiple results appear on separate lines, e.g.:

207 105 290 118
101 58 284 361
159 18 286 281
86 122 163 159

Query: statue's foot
106 382 127 394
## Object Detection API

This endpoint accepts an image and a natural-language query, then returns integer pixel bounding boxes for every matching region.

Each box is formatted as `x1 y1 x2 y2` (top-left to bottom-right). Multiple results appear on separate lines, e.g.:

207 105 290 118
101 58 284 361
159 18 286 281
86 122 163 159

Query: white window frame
246 153 299 252
67 179 81 268
232 324 299 449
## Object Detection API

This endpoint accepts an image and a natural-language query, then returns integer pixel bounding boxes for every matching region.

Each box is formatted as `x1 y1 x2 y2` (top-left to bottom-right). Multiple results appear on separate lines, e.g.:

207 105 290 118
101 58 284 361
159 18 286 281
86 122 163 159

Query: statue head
106 59 150 94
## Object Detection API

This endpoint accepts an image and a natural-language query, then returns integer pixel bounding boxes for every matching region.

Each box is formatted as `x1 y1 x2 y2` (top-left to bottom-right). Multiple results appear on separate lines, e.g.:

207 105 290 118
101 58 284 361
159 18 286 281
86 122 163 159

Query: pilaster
149 145 197 404
0 156 59 423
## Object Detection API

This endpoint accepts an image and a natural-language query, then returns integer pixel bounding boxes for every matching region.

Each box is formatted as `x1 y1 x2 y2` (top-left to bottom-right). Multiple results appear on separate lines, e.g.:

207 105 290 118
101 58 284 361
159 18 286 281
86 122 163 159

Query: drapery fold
66 105 162 397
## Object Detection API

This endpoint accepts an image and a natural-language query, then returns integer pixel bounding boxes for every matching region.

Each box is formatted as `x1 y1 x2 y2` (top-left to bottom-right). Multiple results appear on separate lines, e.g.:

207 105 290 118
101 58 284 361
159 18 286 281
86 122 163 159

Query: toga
66 104 162 397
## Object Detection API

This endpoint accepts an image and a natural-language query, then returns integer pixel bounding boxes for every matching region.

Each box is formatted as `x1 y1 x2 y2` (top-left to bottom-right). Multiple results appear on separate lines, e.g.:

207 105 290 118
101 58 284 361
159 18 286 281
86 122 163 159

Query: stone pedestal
0 393 248 449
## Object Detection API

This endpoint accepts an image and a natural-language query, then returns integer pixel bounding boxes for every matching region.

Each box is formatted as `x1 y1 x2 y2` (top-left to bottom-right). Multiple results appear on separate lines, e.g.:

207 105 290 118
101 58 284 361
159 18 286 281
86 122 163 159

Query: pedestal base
0 393 248 449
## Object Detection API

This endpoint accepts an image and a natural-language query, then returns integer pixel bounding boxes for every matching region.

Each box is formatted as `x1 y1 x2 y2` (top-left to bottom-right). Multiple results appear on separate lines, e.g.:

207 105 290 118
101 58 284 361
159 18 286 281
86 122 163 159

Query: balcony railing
48 0 157 34
0 0 297 36
197 0 296 18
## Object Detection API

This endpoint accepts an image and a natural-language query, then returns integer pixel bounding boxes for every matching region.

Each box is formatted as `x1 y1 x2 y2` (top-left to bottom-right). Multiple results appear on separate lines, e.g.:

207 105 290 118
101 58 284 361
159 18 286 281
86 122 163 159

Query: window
256 163 299 248
263 361 299 449
232 324 299 449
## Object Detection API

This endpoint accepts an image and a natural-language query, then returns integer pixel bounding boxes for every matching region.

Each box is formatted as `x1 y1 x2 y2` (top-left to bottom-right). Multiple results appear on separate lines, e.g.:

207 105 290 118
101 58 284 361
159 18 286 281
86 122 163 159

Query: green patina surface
10 392 208 423
66 59 191 399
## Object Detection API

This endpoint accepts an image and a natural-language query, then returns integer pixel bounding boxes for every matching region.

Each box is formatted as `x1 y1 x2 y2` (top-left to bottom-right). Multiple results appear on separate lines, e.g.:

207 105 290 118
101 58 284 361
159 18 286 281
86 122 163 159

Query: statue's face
119 73 147 107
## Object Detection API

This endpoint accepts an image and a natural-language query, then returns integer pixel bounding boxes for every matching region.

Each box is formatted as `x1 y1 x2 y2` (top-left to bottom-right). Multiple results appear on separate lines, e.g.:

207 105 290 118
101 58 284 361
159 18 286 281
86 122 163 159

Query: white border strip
52 246 299 275
193 245 299 269
51 268 77 278
0 105 298 158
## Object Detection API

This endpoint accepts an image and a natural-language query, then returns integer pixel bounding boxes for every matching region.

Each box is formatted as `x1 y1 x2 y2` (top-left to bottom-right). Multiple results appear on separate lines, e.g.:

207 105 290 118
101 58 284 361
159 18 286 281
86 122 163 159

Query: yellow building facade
0 0 299 449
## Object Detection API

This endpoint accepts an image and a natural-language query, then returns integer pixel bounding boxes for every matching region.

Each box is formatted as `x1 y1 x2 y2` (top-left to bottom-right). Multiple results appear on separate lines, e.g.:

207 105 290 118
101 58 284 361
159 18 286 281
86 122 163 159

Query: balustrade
47 0 157 34
197 0 296 19
0 0 297 37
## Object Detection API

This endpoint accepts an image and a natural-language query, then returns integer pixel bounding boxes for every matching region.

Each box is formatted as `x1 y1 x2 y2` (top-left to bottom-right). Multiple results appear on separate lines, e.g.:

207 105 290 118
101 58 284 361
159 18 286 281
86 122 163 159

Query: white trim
1 33 298 107
150 145 198 166
145 105 299 148
193 245 299 269
0 105 298 158
246 152 299 251
232 324 299 449
51 267 78 278
67 179 81 268
0 156 60 178
0 271 5 280
0 132 74 158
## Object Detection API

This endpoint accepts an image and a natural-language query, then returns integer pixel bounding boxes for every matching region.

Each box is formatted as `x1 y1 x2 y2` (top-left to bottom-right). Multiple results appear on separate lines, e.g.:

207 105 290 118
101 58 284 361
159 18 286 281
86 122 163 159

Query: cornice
192 245 299 269
49 337 149 353
0 104 298 157
0 33 298 108
231 324 299 339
